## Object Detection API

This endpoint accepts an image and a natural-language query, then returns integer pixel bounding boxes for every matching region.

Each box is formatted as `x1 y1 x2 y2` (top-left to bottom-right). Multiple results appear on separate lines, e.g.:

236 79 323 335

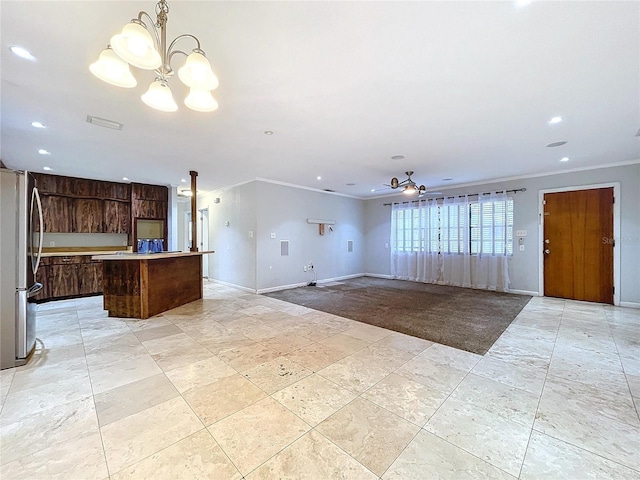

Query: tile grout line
515 299 564 479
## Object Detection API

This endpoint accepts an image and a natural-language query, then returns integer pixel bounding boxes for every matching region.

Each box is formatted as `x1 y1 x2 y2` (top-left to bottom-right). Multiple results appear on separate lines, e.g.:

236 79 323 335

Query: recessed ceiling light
122 177 129 181
317 176 322 180
181 178 186 183
264 130 274 135
371 189 376 192
10 46 36 61
547 141 568 148
43 166 52 171
442 178 453 181
560 157 569 162
31 121 46 129
515 0 533 7
391 154 405 160
548 116 563 124
38 149 50 155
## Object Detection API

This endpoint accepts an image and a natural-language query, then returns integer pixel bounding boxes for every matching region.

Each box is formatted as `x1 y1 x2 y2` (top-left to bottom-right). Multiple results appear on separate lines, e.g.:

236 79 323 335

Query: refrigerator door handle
31 187 44 275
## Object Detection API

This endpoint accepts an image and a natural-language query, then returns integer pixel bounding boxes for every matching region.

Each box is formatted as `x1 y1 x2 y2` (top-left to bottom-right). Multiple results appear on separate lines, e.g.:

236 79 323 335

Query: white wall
200 180 365 292
364 163 640 304
201 182 257 290
255 181 364 291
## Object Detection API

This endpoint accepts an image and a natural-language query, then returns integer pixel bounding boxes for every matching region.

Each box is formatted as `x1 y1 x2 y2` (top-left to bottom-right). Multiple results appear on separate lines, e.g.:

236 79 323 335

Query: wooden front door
543 188 614 304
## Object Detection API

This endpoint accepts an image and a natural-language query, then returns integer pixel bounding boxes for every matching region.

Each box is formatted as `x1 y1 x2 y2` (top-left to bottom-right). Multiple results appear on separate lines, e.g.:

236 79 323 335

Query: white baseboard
364 273 394 279
256 273 367 295
509 289 540 296
210 279 257 293
257 282 308 294
320 273 364 283
619 301 640 309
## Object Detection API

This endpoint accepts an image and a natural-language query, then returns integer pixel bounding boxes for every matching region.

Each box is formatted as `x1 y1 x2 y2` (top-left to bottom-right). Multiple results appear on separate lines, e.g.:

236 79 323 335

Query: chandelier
89 0 218 112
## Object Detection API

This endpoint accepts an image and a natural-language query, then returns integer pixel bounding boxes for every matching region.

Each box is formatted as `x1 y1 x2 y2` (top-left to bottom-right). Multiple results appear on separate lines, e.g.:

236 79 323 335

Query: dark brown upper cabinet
103 200 130 234
39 195 73 232
73 199 104 233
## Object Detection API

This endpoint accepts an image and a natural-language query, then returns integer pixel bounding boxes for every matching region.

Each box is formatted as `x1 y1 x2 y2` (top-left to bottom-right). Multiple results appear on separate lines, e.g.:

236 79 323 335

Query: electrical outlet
49 241 55 247
270 233 276 239
303 266 307 272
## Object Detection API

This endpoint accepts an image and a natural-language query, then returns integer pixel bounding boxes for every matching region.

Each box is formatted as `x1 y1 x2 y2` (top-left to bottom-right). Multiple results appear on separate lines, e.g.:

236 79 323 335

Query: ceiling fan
386 171 439 196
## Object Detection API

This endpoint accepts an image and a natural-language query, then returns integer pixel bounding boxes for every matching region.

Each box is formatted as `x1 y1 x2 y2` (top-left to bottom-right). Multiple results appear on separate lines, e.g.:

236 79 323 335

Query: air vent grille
86 115 123 130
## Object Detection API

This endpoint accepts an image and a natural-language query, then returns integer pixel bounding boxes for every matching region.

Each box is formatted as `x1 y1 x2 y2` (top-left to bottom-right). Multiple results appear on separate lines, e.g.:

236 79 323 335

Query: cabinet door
79 263 102 295
73 178 95 197
34 174 73 195
134 200 167 219
103 201 130 233
40 196 73 232
74 199 104 232
49 264 79 298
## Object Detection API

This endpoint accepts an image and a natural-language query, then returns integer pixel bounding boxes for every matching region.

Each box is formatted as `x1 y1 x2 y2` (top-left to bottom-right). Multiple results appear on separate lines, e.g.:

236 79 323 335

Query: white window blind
392 198 513 256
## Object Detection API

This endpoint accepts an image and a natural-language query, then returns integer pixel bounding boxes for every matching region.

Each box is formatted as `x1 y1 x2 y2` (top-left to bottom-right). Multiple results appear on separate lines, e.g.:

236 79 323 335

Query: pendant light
141 79 178 112
184 88 219 112
89 47 137 88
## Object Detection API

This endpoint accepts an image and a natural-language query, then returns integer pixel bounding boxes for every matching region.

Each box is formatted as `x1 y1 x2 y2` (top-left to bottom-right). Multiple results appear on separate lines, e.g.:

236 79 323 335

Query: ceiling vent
546 141 567 148
86 115 123 130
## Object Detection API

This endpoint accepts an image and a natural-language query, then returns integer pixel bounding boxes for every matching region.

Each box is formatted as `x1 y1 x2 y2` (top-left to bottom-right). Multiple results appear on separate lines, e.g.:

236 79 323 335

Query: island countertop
92 250 214 261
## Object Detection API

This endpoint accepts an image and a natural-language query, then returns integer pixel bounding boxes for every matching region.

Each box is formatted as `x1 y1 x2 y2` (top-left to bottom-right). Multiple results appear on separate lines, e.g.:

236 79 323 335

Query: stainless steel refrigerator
1 169 43 369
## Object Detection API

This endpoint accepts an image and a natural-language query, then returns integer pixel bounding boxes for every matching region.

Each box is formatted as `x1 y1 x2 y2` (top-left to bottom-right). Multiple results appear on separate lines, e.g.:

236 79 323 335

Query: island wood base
99 253 205 319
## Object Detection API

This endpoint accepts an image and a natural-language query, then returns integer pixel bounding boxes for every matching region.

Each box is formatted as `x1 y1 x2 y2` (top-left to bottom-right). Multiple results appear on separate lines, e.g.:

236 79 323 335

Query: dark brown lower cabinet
34 256 103 301
79 261 103 295
49 264 79 298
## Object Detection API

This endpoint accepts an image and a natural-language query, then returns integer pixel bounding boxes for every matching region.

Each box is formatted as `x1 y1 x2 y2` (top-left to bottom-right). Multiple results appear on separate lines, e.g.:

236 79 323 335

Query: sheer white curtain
472 190 511 291
390 192 511 291
390 200 439 283
441 195 471 288
440 191 511 291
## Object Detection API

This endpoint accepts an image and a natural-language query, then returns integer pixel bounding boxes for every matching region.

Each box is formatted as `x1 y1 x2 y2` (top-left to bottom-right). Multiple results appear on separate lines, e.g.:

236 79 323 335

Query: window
470 199 514 255
392 198 513 255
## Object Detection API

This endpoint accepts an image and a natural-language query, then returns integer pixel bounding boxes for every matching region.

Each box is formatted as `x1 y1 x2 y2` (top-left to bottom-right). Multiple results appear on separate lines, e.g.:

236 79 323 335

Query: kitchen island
94 251 214 319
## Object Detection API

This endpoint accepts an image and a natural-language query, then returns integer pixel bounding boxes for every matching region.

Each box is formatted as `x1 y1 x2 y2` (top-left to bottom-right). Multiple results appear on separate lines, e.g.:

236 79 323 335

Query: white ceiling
1 1 638 198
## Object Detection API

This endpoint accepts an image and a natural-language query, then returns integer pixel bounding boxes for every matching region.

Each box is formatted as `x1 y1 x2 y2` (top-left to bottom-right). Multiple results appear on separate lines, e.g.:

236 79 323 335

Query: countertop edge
92 251 215 261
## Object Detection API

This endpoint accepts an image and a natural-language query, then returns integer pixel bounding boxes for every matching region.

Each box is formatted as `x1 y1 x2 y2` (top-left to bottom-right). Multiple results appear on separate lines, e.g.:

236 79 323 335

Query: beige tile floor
1 280 639 479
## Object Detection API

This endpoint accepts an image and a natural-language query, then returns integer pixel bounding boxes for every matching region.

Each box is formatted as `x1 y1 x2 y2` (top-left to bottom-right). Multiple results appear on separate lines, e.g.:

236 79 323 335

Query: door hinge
612 197 615 204
612 239 615 247
613 286 615 294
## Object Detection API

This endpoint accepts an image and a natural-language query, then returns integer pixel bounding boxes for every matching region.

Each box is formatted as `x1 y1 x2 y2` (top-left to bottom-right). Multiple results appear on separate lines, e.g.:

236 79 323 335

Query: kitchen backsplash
36 233 129 248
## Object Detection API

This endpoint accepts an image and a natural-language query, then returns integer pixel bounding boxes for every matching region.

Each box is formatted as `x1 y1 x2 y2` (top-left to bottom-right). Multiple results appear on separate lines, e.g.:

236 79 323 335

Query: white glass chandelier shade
141 79 178 112
184 88 219 112
178 51 219 90
89 48 137 88
111 22 161 70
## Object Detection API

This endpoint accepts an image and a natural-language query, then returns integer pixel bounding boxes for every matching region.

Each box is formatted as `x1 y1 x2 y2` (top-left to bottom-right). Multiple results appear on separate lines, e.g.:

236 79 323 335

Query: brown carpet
264 277 531 355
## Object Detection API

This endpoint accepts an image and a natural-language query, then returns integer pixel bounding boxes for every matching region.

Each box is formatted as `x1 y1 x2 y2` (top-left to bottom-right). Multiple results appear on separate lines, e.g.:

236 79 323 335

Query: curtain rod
382 188 526 206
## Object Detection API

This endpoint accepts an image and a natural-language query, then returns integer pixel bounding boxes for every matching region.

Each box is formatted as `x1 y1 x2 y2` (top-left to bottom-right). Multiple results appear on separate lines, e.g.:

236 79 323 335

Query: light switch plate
270 233 276 239
519 244 525 251
516 230 527 237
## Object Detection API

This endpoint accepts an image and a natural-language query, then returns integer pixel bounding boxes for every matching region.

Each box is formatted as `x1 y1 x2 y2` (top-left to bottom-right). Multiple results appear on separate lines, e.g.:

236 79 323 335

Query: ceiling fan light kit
389 171 427 196
89 0 219 113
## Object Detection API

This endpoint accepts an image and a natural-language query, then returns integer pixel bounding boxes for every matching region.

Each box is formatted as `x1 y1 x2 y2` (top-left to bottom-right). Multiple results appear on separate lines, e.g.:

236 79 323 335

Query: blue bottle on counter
138 239 151 253
153 239 164 253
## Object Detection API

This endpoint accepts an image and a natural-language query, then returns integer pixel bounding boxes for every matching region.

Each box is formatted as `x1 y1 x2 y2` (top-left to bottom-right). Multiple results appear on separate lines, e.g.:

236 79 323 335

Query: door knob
544 249 550 254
